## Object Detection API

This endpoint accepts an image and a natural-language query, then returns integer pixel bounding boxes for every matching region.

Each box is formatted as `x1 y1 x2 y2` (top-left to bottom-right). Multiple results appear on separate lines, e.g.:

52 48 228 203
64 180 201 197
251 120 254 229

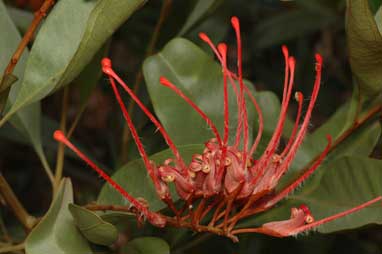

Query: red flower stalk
54 17 382 242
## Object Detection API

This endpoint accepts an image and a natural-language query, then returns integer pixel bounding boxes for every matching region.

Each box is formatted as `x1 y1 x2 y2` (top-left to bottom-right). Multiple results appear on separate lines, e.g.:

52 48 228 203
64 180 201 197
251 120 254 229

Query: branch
0 242 25 254
0 174 36 230
1 0 55 81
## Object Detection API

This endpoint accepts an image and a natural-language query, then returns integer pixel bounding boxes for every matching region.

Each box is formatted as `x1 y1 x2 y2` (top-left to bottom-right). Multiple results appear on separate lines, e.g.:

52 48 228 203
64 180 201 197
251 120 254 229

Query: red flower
54 16 381 241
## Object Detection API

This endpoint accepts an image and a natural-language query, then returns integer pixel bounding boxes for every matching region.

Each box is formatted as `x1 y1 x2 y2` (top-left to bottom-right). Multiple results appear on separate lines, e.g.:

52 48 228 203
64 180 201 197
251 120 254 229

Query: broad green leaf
291 156 382 233
74 42 110 105
122 237 170 254
100 211 136 232
97 144 204 211
282 119 381 189
178 0 222 36
0 1 48 174
346 0 382 96
25 179 92 254
69 204 118 246
0 0 146 126
239 156 382 234
286 90 379 176
143 38 256 146
254 8 336 49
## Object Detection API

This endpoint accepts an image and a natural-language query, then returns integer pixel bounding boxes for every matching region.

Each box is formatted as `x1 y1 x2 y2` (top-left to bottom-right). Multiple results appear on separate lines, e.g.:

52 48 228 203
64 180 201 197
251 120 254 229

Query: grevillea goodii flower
54 17 382 242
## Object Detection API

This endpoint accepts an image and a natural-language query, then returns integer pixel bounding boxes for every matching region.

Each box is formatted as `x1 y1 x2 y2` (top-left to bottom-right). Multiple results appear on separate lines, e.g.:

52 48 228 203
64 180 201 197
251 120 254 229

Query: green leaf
286 92 380 176
291 156 382 233
178 0 222 36
97 144 204 211
0 0 146 126
25 179 92 254
254 7 336 49
282 118 381 189
240 156 382 234
68 204 118 246
143 38 256 146
74 42 110 105
346 0 382 96
122 237 170 254
0 1 48 174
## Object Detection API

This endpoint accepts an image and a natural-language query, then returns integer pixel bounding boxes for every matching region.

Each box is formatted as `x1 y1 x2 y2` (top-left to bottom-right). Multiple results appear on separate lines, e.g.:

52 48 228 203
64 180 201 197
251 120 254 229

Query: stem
0 174 36 230
330 105 381 151
54 87 69 193
0 242 25 254
67 99 88 138
0 0 55 91
119 0 172 163
36 151 55 186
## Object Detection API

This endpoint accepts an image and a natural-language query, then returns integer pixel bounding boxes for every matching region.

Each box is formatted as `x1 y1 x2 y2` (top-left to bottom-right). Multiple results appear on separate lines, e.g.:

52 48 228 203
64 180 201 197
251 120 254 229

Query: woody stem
54 86 69 193
0 0 55 106
0 174 37 230
120 0 172 163
84 203 237 241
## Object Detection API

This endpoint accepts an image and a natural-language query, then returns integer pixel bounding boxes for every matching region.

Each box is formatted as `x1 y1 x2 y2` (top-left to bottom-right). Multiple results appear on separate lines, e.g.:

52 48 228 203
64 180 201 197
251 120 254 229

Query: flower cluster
54 17 381 242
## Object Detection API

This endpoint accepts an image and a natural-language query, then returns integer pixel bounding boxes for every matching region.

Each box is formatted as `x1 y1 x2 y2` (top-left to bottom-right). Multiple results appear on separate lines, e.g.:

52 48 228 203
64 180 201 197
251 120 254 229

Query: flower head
54 16 381 242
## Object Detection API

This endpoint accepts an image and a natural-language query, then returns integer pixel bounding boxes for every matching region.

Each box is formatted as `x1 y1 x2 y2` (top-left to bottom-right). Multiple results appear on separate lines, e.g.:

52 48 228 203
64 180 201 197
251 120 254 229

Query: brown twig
1 0 55 85
0 174 36 230
0 242 25 254
119 0 173 163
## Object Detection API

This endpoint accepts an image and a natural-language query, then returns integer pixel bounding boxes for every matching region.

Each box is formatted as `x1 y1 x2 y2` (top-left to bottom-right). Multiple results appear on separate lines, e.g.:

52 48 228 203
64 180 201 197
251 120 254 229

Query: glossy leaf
69 204 118 246
122 237 170 254
346 0 382 96
25 179 92 254
0 0 146 125
143 38 256 146
287 91 380 176
74 42 110 104
291 156 382 233
240 156 382 234
97 144 204 211
254 7 336 49
178 0 222 35
0 1 48 173
281 119 381 189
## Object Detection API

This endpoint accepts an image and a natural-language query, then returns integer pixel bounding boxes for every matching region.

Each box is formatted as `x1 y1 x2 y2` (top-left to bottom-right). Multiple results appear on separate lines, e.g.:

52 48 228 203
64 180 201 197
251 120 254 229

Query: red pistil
104 70 170 200
280 91 304 157
276 54 322 175
102 60 189 177
264 135 332 209
51 16 379 242
217 43 229 147
159 77 223 146
231 16 249 157
53 130 166 227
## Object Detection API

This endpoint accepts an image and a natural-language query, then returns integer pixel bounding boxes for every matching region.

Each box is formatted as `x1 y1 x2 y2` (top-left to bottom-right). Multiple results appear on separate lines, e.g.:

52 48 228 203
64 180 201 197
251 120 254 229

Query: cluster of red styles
54 17 381 242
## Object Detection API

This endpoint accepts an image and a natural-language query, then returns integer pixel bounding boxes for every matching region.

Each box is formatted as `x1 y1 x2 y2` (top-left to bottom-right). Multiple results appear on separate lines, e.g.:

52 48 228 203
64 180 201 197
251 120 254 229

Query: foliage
0 0 381 253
